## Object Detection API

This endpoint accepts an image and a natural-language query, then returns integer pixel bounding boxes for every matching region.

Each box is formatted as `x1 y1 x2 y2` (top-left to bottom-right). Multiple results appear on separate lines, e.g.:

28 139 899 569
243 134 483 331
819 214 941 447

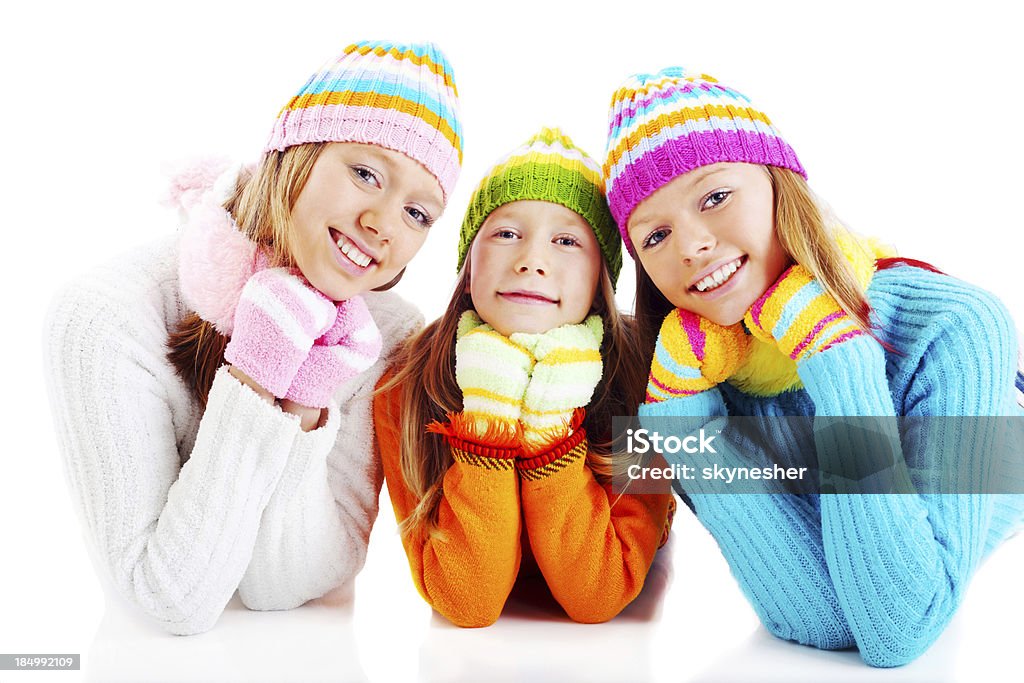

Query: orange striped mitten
646 309 749 404
743 265 864 363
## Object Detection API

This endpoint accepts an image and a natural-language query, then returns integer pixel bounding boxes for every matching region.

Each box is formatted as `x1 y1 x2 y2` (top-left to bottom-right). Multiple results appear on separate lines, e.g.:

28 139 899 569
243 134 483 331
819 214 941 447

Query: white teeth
336 235 372 268
695 259 742 292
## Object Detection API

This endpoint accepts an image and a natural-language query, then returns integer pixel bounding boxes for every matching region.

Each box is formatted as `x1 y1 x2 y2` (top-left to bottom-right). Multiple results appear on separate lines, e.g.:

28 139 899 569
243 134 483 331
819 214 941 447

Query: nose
676 225 716 265
358 205 393 244
515 240 548 276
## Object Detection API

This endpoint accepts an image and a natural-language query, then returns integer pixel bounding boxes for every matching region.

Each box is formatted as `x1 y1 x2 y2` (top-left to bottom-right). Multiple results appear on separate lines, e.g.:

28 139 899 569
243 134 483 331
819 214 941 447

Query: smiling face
627 162 791 326
468 200 602 336
287 141 444 301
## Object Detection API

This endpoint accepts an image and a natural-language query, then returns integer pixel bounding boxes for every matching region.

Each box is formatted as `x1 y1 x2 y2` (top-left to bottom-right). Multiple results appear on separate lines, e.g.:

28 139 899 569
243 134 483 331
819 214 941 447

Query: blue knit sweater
640 263 1024 667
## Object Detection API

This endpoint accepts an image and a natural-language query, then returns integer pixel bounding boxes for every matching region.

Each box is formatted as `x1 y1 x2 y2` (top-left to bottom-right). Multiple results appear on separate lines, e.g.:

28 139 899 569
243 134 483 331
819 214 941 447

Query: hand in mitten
454 310 534 444
283 296 383 408
224 267 337 398
510 315 604 453
743 264 863 363
646 308 749 404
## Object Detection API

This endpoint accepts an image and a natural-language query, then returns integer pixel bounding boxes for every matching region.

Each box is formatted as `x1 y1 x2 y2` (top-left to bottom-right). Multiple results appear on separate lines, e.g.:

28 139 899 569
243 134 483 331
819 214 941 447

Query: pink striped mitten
224 267 337 398
283 296 383 408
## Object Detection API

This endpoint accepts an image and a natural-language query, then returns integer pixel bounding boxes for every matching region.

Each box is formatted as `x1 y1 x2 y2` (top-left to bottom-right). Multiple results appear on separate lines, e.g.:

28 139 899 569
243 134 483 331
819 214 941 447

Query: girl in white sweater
42 41 463 635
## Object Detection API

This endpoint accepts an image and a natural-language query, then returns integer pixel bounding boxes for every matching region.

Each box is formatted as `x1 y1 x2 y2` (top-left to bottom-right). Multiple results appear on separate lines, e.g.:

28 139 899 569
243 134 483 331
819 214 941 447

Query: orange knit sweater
374 374 673 627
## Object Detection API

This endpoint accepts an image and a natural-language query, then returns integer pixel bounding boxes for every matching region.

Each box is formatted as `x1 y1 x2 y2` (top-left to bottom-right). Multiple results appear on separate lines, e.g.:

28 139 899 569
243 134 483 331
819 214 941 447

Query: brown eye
351 165 381 188
405 206 433 228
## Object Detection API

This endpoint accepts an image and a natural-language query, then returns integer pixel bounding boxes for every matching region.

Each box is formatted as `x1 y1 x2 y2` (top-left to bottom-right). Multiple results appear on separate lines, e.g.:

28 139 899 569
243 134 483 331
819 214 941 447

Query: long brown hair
166 143 326 405
634 165 872 366
382 253 648 535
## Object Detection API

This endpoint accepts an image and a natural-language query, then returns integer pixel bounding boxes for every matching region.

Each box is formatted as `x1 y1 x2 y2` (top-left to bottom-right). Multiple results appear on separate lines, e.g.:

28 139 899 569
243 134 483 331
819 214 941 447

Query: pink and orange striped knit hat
603 67 805 256
266 41 463 201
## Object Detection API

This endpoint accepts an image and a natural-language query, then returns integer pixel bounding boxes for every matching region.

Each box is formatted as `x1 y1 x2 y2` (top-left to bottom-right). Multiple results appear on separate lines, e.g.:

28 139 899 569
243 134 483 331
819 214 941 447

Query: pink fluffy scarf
166 158 266 336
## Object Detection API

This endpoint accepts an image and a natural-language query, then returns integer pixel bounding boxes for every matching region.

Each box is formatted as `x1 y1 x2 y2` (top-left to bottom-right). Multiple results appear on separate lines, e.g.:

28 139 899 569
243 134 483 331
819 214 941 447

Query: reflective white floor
82 488 1024 682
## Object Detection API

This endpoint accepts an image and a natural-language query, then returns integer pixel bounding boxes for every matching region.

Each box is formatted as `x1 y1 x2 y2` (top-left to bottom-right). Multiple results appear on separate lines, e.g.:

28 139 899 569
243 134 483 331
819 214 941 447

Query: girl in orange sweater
374 127 673 627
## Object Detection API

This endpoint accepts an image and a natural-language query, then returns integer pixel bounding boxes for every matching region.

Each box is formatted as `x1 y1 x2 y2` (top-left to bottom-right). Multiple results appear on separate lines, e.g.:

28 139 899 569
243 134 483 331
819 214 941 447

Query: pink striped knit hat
603 67 805 256
266 41 463 201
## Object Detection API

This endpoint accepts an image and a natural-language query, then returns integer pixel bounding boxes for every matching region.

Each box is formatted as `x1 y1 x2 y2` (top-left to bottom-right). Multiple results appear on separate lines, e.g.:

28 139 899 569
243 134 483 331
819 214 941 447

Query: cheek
566 255 602 317
402 231 429 264
466 249 494 311
639 252 685 302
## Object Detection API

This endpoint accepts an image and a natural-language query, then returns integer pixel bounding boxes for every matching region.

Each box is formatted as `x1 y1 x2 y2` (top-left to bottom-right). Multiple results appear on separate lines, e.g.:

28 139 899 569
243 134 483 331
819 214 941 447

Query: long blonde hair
382 253 648 535
166 143 326 405
635 165 871 363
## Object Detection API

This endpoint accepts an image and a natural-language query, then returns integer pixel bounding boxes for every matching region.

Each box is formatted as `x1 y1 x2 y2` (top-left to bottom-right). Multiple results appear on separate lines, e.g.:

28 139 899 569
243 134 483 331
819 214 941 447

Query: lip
498 289 559 305
689 255 748 301
328 228 379 276
688 255 746 289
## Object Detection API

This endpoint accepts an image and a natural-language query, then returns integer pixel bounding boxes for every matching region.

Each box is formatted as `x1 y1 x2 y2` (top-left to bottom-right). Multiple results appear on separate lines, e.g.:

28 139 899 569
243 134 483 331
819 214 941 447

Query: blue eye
642 228 669 249
702 189 731 210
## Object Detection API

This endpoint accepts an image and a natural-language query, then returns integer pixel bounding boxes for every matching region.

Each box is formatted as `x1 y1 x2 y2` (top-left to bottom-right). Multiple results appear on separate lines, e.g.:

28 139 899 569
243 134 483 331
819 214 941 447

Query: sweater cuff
427 414 520 470
517 409 587 481
274 399 342 493
210 365 301 459
797 335 895 416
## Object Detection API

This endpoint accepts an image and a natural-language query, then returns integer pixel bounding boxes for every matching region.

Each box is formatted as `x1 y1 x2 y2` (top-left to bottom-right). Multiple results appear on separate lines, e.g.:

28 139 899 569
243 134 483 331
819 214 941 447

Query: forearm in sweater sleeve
639 390 856 649
800 301 1018 667
374 388 521 628
239 295 421 611
237 400 344 610
238 372 386 610
44 288 300 635
518 413 672 623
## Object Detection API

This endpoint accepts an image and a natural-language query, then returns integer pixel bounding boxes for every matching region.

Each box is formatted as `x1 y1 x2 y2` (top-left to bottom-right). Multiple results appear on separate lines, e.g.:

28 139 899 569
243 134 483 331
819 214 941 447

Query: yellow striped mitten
646 309 749 404
510 315 604 453
454 310 534 442
743 264 864 363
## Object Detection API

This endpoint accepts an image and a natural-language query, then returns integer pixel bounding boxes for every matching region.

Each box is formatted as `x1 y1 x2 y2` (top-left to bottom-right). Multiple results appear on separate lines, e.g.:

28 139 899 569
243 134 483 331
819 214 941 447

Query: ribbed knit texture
42 235 422 634
458 126 621 282
266 41 462 200
603 67 805 255
639 264 1024 667
375 378 671 626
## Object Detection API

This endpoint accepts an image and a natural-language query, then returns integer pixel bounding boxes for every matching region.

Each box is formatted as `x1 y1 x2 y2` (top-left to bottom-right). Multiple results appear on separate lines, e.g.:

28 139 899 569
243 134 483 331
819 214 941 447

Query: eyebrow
361 146 397 171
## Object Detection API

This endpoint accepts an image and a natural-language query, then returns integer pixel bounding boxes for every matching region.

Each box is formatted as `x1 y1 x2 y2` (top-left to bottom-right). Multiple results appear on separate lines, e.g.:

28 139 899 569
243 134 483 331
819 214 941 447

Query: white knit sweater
42 233 422 635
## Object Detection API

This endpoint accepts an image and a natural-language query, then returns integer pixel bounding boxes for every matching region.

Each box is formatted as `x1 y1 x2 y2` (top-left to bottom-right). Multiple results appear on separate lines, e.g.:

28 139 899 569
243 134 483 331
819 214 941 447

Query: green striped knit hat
457 127 621 284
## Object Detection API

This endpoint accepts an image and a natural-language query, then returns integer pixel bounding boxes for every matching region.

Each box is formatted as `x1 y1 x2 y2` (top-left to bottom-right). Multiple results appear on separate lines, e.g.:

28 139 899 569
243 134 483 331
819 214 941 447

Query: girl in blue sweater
603 67 1024 667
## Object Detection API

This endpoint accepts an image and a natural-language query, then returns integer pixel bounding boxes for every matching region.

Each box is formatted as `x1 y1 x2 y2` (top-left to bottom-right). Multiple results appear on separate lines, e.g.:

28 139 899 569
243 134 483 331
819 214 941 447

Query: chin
708 312 745 327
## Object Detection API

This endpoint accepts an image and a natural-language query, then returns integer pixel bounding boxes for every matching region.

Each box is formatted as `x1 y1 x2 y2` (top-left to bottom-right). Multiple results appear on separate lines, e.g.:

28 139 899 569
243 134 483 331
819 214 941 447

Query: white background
2 0 1022 681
